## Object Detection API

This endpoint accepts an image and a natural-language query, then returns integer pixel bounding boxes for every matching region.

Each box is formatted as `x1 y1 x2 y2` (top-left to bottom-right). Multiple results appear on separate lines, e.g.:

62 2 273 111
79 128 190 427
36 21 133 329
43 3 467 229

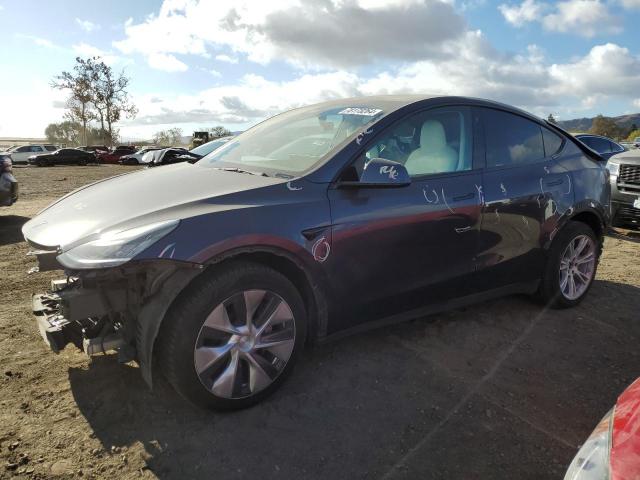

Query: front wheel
157 262 307 410
538 222 599 308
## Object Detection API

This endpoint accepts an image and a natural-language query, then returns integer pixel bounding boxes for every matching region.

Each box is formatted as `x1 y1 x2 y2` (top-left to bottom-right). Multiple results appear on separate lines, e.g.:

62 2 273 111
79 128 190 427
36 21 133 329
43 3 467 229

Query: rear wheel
157 262 306 410
538 222 599 308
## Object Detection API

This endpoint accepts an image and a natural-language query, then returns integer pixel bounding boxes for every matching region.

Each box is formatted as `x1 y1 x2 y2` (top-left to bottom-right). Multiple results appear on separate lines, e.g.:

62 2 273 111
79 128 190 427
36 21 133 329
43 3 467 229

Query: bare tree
207 126 233 139
51 57 96 145
52 57 137 146
93 61 137 146
153 128 183 147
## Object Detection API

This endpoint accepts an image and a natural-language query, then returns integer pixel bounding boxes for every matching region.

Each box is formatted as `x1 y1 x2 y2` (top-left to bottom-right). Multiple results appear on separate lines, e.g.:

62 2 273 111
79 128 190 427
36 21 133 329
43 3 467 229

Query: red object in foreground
611 378 640 480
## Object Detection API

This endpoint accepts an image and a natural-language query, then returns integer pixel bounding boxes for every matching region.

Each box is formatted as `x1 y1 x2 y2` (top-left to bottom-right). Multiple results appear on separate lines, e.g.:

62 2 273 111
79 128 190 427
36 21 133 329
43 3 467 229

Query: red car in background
97 145 136 164
565 378 640 479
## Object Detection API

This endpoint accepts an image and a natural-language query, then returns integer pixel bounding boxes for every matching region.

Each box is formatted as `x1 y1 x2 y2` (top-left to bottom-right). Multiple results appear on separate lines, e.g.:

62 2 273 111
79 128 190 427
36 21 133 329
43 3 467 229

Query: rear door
475 107 571 289
326 106 483 333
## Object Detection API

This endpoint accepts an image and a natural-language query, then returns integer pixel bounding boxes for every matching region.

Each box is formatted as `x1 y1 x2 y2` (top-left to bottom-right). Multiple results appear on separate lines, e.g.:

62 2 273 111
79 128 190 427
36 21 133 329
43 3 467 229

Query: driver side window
349 106 473 180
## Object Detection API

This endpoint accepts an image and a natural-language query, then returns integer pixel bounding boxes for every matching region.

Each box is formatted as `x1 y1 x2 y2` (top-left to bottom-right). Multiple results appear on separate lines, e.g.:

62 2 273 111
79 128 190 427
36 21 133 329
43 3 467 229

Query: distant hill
558 113 640 133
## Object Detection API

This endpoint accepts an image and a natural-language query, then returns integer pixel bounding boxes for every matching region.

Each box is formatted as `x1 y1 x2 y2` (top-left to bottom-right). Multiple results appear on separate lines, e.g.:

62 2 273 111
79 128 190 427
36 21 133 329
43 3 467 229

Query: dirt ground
1 165 640 480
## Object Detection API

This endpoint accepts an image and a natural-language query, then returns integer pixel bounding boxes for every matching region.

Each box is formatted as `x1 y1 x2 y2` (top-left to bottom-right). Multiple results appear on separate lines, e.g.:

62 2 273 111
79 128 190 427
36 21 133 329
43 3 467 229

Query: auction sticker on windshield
338 107 383 116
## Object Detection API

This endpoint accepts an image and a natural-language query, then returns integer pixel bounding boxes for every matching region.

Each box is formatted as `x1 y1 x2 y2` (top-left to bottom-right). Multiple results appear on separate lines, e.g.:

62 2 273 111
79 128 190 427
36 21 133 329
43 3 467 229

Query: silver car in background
606 149 640 227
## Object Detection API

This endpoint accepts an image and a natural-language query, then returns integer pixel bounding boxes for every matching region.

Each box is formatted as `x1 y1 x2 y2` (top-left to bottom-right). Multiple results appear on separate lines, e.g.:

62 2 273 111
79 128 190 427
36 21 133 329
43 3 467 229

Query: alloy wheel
193 289 296 399
559 234 596 301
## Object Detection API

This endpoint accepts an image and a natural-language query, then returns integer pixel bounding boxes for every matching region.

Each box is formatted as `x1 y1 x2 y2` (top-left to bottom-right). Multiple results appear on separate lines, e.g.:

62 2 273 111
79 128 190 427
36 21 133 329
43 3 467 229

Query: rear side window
482 109 545 167
611 141 625 153
581 136 611 154
45 145 57 151
542 128 563 156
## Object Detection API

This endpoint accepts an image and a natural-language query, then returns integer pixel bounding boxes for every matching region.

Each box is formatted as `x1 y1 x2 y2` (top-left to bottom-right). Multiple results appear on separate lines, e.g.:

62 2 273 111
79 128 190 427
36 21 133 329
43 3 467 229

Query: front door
326 106 482 334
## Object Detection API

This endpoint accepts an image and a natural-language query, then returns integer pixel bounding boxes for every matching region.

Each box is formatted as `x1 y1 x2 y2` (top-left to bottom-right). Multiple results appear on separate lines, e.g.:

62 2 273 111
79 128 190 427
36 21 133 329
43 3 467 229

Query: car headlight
57 219 179 269
606 162 619 176
564 408 613 480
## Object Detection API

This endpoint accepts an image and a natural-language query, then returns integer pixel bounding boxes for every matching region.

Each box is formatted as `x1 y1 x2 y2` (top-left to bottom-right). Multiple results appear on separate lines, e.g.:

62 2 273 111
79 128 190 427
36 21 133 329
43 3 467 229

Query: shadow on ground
69 280 640 480
607 227 640 244
0 215 29 246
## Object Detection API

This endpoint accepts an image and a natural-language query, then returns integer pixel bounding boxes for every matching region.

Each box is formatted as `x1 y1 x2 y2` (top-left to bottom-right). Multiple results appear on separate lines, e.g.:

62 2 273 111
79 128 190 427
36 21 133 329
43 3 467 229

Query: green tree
627 129 640 141
153 128 183 147
45 121 105 146
589 115 621 139
547 114 557 125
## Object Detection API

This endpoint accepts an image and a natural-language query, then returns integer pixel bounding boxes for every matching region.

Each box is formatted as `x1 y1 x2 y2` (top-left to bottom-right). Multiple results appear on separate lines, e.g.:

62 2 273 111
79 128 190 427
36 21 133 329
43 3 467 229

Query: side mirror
340 158 411 188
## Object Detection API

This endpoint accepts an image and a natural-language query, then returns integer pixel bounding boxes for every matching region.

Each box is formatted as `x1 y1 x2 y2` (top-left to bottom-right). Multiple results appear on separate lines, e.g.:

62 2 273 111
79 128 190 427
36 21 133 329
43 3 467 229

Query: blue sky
1 0 640 140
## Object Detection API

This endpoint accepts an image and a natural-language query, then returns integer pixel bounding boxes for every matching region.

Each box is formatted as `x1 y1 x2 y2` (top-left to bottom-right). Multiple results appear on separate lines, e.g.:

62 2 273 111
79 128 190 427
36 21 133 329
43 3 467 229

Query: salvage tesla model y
23 96 610 409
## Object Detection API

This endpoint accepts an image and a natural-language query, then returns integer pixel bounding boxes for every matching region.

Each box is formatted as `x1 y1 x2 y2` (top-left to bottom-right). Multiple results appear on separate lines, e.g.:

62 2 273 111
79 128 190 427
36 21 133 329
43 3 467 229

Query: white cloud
114 0 468 70
120 40 640 137
147 53 188 72
619 0 640 7
0 82 68 137
75 18 100 32
215 54 238 64
499 0 621 37
72 43 121 65
549 43 640 97
16 34 56 48
542 0 621 36
633 99 640 108
499 0 545 26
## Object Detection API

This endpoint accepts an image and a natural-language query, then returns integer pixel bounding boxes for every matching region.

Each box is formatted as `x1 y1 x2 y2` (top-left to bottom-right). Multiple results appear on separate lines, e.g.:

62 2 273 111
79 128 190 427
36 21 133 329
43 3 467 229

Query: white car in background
4 145 58 165
118 146 161 165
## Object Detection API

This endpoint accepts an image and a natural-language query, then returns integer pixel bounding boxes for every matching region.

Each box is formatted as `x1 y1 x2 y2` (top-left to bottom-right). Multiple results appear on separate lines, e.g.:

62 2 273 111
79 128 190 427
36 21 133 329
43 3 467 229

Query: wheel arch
141 246 329 389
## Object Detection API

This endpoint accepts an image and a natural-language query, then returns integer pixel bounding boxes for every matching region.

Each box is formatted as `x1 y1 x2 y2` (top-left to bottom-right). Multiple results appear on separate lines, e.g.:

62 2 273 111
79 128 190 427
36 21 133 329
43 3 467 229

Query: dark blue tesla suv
23 95 610 409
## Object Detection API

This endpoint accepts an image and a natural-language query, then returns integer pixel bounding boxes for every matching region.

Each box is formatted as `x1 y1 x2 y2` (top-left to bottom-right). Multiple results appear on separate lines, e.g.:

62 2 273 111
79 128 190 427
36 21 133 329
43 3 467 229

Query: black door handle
452 192 475 202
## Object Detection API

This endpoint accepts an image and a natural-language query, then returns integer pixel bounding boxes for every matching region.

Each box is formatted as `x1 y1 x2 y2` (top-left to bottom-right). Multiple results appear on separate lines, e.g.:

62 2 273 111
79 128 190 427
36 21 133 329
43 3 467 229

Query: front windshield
198 104 384 175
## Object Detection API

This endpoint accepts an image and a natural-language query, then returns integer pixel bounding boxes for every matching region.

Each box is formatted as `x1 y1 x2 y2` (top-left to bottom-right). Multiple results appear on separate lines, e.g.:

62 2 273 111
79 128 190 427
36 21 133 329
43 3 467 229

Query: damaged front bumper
25 246 203 387
31 278 128 357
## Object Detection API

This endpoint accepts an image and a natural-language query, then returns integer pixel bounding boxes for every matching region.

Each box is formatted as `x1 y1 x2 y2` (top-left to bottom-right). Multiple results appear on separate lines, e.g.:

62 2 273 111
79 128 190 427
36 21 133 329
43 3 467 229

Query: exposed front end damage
28 253 202 387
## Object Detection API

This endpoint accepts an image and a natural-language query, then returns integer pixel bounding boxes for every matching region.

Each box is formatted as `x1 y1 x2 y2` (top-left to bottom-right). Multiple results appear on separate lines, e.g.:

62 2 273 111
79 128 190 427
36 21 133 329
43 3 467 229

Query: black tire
156 262 307 410
537 221 600 309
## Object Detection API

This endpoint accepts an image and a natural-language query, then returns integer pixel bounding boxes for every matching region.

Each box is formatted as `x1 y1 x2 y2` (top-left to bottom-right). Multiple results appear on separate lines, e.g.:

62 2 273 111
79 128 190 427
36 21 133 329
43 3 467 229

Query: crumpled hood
22 162 284 250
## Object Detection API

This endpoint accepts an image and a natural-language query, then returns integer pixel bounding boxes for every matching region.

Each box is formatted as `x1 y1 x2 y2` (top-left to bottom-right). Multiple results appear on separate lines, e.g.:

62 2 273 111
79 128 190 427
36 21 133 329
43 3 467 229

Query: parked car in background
564 377 640 480
633 136 640 148
28 148 95 166
80 145 109 154
3 144 58 164
143 139 233 168
144 147 200 167
606 148 640 228
24 95 610 410
0 153 18 206
97 145 136 164
118 146 161 165
575 134 626 161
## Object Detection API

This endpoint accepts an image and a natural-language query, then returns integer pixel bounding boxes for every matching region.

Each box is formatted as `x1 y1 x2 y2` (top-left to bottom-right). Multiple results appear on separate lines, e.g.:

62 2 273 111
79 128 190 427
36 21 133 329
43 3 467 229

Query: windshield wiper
214 167 270 177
